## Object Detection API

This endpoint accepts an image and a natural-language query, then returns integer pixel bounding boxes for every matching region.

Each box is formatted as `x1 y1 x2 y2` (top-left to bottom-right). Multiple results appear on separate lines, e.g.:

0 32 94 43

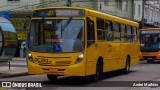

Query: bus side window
136 27 139 42
97 18 105 41
87 19 95 47
126 25 132 42
113 22 120 42
105 20 113 41
120 24 126 42
133 27 138 42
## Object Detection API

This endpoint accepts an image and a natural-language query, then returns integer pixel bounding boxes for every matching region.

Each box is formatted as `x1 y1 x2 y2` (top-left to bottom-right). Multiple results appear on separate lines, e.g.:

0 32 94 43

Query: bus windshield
140 33 160 52
28 19 84 53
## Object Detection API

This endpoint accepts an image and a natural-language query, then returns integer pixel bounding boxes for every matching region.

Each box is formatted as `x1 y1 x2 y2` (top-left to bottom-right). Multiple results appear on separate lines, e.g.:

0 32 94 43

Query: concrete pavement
12 57 26 61
0 57 28 79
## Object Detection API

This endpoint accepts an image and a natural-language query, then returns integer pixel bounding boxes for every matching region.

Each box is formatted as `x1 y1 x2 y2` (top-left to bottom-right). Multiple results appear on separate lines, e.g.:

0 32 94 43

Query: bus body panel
85 42 140 76
28 52 86 76
28 60 86 76
86 43 99 76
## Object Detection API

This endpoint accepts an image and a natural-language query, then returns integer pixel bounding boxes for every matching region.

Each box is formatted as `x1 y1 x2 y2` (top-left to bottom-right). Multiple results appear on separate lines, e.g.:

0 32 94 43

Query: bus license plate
49 68 58 72
147 58 152 60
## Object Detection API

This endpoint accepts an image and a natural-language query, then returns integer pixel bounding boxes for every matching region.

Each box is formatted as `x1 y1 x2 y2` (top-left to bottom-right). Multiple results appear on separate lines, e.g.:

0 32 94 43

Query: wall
144 0 160 27
134 0 143 22
0 0 41 13
98 0 134 20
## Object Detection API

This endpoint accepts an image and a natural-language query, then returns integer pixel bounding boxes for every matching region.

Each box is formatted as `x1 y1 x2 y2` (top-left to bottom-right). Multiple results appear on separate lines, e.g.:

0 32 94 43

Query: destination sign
141 30 160 34
33 9 85 17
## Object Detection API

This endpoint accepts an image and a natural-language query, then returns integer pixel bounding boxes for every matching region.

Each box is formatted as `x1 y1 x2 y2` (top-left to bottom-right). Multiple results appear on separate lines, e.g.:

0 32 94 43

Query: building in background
134 0 143 27
143 0 160 28
98 0 134 20
0 0 160 57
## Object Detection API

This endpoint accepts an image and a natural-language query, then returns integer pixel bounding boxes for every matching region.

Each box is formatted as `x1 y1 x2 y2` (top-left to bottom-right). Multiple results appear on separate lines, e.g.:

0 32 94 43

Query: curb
0 72 29 79
12 58 26 61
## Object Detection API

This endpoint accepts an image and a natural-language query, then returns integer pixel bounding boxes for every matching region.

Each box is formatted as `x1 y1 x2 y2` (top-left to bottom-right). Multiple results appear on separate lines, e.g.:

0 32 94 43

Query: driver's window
87 19 95 47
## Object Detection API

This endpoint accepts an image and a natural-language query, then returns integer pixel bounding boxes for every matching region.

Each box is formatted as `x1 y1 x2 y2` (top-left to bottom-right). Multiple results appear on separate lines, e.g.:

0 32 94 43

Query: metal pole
9 61 10 70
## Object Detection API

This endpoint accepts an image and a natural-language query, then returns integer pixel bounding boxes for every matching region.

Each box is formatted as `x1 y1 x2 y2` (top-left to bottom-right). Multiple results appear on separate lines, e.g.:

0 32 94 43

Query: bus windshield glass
140 30 160 52
28 19 84 53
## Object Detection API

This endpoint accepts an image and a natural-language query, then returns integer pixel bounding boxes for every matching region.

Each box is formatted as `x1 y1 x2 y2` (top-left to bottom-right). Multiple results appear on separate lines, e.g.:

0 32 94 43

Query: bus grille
39 61 72 66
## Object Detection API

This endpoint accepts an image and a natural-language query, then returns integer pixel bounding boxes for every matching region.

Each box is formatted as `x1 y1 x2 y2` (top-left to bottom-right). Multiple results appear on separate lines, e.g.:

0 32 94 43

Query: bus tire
123 57 130 74
47 75 58 81
90 60 103 82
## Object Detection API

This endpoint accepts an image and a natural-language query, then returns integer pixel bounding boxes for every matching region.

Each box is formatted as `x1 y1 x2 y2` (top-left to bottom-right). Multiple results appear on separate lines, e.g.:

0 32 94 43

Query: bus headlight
28 53 32 57
75 53 84 64
28 53 34 62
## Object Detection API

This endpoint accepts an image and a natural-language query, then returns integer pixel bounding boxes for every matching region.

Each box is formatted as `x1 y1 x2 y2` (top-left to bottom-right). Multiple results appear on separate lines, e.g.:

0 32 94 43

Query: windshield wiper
61 17 72 31
60 17 72 37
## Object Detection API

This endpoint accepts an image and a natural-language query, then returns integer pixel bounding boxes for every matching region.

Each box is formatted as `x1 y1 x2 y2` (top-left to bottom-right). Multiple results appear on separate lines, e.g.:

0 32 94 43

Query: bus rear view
140 28 160 63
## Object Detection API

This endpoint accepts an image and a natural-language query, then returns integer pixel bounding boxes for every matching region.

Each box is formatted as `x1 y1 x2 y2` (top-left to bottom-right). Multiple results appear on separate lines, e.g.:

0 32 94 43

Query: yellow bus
140 28 160 63
25 7 140 81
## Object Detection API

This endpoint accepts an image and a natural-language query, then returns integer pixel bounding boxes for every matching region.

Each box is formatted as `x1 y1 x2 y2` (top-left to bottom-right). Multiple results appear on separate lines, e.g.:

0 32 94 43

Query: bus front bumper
140 55 160 60
140 52 160 60
27 60 86 76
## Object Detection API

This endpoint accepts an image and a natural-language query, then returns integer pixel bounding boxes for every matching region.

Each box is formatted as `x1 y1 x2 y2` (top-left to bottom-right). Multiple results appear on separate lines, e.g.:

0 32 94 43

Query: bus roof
86 9 139 27
33 6 90 11
33 7 139 27
140 28 160 30
0 17 11 23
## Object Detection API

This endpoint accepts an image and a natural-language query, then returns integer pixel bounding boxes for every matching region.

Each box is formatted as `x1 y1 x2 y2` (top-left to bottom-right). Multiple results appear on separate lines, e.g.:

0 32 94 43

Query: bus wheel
123 57 130 74
47 75 58 81
90 61 103 82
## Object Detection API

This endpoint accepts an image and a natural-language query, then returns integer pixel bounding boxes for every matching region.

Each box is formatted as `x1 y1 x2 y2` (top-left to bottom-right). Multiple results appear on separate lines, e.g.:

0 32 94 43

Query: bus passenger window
133 27 138 42
87 20 95 46
126 25 132 42
113 22 120 42
105 20 113 41
120 24 127 42
97 18 105 41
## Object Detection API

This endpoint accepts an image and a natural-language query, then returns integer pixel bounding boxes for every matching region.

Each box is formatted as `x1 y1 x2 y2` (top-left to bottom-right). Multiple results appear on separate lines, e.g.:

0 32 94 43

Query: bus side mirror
23 16 31 29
